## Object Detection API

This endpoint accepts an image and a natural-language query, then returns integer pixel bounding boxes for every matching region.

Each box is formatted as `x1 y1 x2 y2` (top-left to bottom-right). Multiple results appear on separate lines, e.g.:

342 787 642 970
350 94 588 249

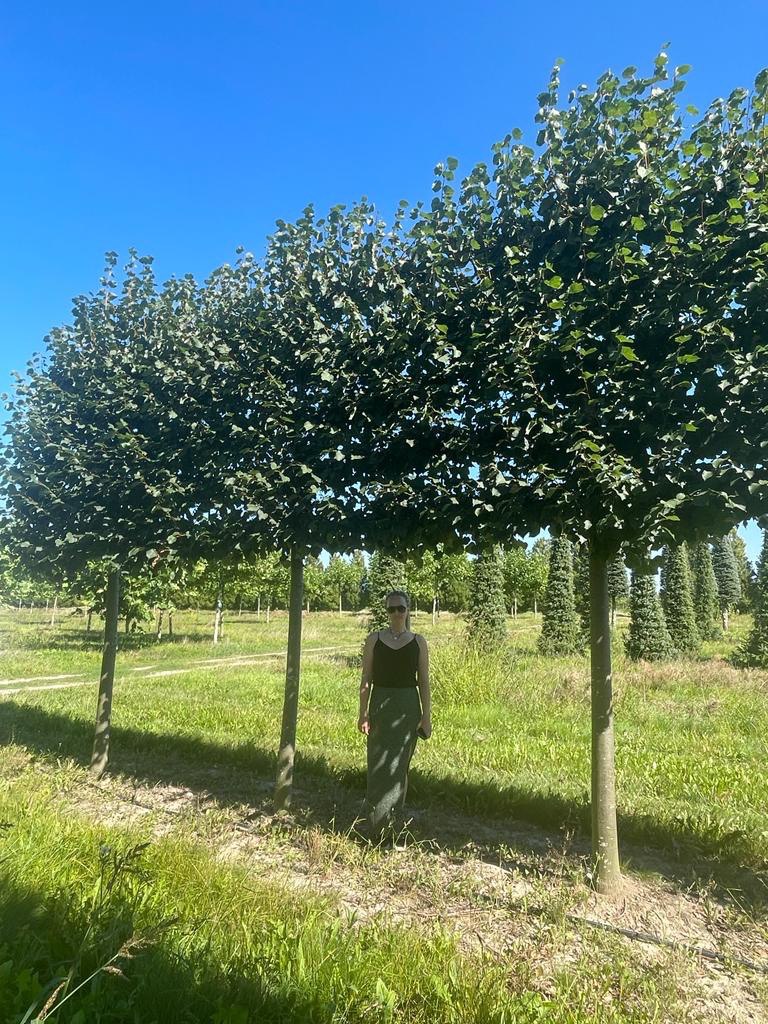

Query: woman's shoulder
413 633 428 649
364 630 381 647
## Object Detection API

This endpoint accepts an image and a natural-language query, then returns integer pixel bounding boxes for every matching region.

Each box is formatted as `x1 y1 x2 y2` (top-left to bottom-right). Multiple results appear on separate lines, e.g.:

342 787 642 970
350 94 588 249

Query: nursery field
1 608 767 1023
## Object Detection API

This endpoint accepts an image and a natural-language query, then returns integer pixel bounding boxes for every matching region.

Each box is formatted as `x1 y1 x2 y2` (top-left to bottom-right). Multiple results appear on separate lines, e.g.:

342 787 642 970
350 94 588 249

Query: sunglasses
387 605 407 614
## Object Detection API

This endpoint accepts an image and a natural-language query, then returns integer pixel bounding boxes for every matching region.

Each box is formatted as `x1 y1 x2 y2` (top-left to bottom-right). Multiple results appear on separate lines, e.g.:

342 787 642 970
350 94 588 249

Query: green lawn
1 607 766 1022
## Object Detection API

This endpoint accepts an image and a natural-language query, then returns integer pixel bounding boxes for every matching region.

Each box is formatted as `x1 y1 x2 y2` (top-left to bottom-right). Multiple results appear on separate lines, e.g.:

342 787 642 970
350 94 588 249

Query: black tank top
372 633 419 688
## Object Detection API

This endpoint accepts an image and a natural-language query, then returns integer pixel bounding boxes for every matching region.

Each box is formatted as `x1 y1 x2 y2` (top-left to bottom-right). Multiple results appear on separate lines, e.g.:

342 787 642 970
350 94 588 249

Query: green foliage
660 544 700 655
729 529 755 612
625 572 674 661
733 529 768 668
303 555 330 611
500 544 549 615
712 537 742 625
366 552 407 632
607 553 629 603
572 543 591 640
1 253 206 576
537 537 581 656
436 553 473 613
466 546 507 650
416 58 768 562
689 542 721 640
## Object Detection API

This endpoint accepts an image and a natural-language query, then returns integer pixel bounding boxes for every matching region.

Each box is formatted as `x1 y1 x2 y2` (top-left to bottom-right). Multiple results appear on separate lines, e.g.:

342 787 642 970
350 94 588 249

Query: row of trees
4 55 768 894
0 543 554 625
515 532 764 663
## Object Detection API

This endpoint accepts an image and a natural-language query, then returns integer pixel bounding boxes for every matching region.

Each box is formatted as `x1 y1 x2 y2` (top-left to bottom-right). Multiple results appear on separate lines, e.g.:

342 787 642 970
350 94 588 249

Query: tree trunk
156 608 164 641
86 608 93 634
257 594 261 619
168 611 174 639
339 591 343 616
45 599 49 612
513 596 518 619
213 585 224 643
266 600 271 624
49 594 58 627
91 568 120 778
432 594 437 627
125 615 131 634
275 548 305 810
589 544 621 895
534 595 538 618
722 607 730 632
610 596 617 630
238 594 243 617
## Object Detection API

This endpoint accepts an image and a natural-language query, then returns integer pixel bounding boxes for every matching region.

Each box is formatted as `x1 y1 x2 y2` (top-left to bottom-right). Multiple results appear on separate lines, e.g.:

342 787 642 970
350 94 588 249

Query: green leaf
670 220 684 234
545 275 563 289
590 204 606 221
631 215 646 231
620 345 639 362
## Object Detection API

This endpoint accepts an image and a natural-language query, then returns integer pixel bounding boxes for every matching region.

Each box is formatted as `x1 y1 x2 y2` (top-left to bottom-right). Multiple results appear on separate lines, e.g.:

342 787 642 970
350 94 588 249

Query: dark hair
385 589 411 632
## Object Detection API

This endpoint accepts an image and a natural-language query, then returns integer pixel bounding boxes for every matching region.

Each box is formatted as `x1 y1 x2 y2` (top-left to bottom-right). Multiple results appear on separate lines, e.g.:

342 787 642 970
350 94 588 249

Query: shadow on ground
1 700 765 913
0 872 343 1024
0 626 259 653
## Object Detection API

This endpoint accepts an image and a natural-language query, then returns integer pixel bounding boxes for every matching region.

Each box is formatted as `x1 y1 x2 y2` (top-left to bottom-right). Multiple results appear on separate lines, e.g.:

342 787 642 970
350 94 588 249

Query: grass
0 766 715 1023
0 606 767 1022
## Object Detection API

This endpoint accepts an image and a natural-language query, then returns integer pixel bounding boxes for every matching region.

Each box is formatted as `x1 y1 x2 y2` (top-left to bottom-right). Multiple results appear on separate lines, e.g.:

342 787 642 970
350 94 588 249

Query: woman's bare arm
416 635 431 736
358 632 376 733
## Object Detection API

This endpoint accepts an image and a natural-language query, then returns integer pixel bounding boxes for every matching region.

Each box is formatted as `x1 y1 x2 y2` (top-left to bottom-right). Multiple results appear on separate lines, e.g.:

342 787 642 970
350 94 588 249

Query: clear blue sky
1 1 765 560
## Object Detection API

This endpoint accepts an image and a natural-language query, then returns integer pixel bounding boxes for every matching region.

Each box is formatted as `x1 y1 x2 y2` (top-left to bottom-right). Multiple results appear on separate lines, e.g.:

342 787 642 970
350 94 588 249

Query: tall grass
0 784 684 1024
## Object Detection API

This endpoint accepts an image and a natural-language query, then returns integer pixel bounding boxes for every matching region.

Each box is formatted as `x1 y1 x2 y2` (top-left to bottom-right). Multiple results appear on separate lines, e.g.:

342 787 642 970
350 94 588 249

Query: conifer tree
366 552 407 632
661 544 700 655
607 552 629 629
689 542 721 640
537 536 581 656
712 537 742 631
729 530 755 612
467 546 507 649
625 572 674 661
733 529 768 669
573 543 591 641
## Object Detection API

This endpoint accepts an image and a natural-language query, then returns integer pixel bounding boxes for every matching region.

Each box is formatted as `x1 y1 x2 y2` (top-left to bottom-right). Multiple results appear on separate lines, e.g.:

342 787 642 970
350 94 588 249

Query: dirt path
0 644 360 695
36 758 768 1024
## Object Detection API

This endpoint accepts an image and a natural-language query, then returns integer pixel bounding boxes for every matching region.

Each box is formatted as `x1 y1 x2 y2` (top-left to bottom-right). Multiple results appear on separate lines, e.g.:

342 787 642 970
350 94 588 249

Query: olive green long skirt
363 686 421 842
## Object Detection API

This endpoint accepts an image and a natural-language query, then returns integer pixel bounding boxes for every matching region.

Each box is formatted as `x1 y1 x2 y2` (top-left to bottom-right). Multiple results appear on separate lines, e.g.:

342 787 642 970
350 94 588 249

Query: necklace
389 627 406 640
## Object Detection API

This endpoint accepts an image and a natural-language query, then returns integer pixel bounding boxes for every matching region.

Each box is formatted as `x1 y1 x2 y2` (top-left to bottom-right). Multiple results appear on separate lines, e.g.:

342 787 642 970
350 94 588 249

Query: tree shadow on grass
5 627 229 653
0 872 348 1024
1 700 765 913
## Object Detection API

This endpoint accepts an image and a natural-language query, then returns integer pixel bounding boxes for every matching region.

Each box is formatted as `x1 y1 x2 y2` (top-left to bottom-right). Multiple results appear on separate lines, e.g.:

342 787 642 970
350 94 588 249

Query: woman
357 589 431 845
